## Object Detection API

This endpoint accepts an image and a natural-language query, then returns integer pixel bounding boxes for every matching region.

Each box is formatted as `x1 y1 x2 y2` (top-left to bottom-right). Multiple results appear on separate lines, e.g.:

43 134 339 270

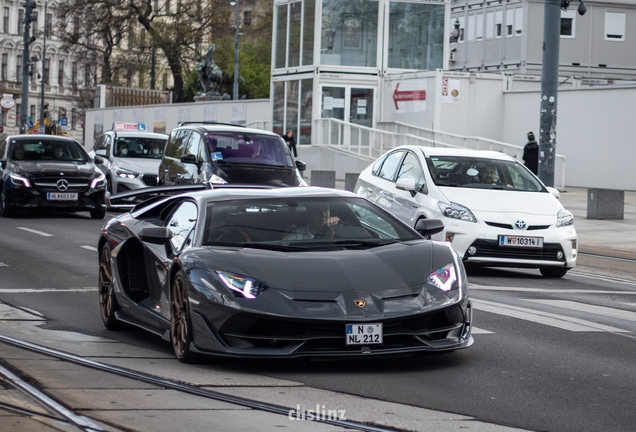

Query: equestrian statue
196 44 223 95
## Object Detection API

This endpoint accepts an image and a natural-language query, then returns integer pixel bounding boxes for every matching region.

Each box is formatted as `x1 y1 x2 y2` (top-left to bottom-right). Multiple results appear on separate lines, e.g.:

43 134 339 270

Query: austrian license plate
499 235 544 248
346 323 383 345
47 192 78 201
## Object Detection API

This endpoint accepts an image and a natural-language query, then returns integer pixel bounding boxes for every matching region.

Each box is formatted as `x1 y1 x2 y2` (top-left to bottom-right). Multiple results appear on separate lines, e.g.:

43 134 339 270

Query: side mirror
395 177 422 197
94 156 104 165
295 160 306 171
180 154 197 165
96 149 107 157
415 219 444 239
139 227 172 244
546 187 560 199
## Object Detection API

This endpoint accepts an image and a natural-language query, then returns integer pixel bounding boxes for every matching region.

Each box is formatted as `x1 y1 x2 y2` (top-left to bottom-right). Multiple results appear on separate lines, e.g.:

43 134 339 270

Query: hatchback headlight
115 168 139 178
216 271 268 299
438 202 477 223
427 262 458 292
9 173 31 188
556 208 574 227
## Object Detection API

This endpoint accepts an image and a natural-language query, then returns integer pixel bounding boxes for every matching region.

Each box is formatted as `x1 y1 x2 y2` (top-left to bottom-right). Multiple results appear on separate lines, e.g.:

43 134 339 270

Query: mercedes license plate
499 235 543 248
47 192 78 201
346 323 383 345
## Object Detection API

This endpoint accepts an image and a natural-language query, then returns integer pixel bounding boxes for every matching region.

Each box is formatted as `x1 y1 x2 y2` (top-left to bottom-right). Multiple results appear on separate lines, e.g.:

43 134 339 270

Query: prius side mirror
546 187 560 199
415 219 444 239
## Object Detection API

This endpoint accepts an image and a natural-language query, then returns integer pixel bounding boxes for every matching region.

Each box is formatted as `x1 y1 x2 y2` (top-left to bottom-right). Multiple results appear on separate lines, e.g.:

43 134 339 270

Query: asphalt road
1 212 636 432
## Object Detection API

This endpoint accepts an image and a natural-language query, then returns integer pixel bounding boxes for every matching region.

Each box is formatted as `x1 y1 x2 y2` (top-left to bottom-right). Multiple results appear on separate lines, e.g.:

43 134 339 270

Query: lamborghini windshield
203 197 421 248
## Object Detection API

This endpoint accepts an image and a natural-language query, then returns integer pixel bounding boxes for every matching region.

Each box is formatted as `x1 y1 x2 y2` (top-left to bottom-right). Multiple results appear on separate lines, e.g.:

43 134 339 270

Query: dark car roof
185 186 358 203
172 123 281 138
105 131 168 139
8 135 80 144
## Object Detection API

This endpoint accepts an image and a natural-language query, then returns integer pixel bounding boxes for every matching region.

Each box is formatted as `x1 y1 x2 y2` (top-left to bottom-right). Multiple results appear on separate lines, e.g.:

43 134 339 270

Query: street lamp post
232 0 239 100
20 0 37 134
39 0 52 130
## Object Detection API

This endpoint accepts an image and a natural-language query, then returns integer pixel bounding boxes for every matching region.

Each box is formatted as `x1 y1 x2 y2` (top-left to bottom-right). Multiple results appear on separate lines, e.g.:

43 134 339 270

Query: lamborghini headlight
427 262 458 292
216 271 268 299
556 208 574 227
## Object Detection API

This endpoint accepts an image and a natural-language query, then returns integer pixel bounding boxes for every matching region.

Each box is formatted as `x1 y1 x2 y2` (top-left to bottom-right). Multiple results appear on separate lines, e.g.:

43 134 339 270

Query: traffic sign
58 117 68 127
0 126 4 133
0 97 15 110
27 121 34 129
38 126 46 134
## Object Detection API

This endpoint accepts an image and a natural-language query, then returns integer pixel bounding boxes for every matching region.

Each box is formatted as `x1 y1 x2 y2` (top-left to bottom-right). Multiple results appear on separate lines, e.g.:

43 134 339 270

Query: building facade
448 0 636 80
270 0 452 144
0 0 84 139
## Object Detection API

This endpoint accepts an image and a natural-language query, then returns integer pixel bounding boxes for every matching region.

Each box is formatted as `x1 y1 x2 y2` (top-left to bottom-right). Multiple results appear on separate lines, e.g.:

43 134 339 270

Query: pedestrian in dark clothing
523 132 539 175
283 130 297 157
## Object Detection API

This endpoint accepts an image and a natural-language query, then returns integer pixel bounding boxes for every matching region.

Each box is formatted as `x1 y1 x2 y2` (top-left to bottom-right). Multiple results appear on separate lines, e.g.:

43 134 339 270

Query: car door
163 130 190 185
367 150 405 213
178 131 204 184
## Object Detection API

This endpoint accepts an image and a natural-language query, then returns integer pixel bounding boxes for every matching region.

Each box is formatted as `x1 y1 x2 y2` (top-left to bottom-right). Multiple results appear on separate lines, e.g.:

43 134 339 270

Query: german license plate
346 323 383 345
499 235 543 248
47 192 78 201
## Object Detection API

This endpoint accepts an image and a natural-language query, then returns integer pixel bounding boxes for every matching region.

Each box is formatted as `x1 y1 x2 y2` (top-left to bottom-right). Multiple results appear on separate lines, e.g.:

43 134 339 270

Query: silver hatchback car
90 128 168 197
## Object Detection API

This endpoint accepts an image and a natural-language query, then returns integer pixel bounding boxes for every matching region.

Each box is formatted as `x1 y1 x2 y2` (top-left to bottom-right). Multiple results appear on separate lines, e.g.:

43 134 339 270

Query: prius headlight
216 271 268 299
438 202 477 223
556 208 574 227
427 262 458 292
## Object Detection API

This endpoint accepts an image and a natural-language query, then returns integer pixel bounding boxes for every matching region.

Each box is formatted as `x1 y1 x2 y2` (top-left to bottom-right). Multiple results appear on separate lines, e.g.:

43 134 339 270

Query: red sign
0 126 4 133
442 77 449 96
393 83 426 110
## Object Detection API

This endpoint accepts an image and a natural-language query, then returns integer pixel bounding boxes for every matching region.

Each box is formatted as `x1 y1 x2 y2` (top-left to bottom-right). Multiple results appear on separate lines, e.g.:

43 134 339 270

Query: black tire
540 267 569 278
0 186 15 218
106 176 114 195
99 246 125 330
90 208 107 219
171 271 205 363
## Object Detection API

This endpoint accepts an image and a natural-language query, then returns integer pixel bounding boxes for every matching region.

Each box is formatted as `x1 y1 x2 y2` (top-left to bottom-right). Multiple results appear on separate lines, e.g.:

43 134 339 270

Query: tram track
0 333 401 432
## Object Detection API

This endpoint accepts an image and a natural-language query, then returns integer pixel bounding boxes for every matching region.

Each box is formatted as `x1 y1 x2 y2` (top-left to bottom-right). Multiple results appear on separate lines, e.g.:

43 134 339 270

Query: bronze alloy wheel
170 271 204 363
99 247 123 329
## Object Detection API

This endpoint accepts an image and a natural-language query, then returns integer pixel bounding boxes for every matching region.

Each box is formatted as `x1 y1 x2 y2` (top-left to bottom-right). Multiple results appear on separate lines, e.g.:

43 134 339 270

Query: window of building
73 17 80 38
84 64 91 88
476 13 483 40
244 10 252 26
30 105 36 120
1 109 6 127
605 11 625 41
274 0 315 69
458 16 465 42
506 9 514 37
560 9 575 38
46 13 52 37
71 108 77 130
467 14 475 41
515 8 523 36
58 60 64 87
32 12 38 38
1 54 7 81
486 11 494 39
44 58 50 85
16 55 22 82
272 77 313 144
302 0 315 65
388 2 444 70
71 62 77 88
288 2 302 67
274 4 287 68
495 10 502 38
321 0 378 68
18 9 24 35
3 7 9 34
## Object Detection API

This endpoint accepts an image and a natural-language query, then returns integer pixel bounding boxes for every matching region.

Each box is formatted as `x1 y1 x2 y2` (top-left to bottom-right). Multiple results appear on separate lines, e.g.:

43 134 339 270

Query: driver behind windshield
283 203 340 240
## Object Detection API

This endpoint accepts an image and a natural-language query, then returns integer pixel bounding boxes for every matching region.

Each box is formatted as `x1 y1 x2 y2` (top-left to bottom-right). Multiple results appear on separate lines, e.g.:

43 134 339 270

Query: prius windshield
205 133 294 167
427 156 545 192
203 197 421 249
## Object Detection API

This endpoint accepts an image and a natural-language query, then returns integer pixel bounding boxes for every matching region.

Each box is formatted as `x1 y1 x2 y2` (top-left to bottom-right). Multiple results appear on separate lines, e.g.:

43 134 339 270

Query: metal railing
245 120 270 130
313 118 566 189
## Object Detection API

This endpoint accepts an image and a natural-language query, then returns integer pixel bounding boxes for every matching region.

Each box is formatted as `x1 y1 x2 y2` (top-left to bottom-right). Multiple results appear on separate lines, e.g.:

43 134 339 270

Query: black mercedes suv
0 135 107 218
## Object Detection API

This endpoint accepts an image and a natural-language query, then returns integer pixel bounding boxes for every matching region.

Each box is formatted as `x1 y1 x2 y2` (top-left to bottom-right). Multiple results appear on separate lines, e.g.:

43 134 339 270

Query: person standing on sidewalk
523 132 539 175
283 130 297 158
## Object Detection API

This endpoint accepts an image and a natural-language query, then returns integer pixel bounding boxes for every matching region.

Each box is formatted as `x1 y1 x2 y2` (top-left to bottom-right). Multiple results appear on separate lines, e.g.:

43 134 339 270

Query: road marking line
0 262 7 267
472 299 629 333
80 245 98 251
17 227 53 237
471 327 494 334
0 288 97 293
525 300 636 323
470 283 636 294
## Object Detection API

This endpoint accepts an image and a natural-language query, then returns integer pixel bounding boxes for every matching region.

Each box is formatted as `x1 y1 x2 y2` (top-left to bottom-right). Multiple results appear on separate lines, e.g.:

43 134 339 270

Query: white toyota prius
355 146 577 277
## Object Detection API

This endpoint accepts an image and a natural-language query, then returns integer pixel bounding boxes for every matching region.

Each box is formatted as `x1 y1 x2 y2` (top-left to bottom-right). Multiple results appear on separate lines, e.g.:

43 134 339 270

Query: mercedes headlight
115 168 139 178
216 271 268 299
90 173 106 189
427 262 458 292
438 202 477 223
9 173 31 188
556 208 574 227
